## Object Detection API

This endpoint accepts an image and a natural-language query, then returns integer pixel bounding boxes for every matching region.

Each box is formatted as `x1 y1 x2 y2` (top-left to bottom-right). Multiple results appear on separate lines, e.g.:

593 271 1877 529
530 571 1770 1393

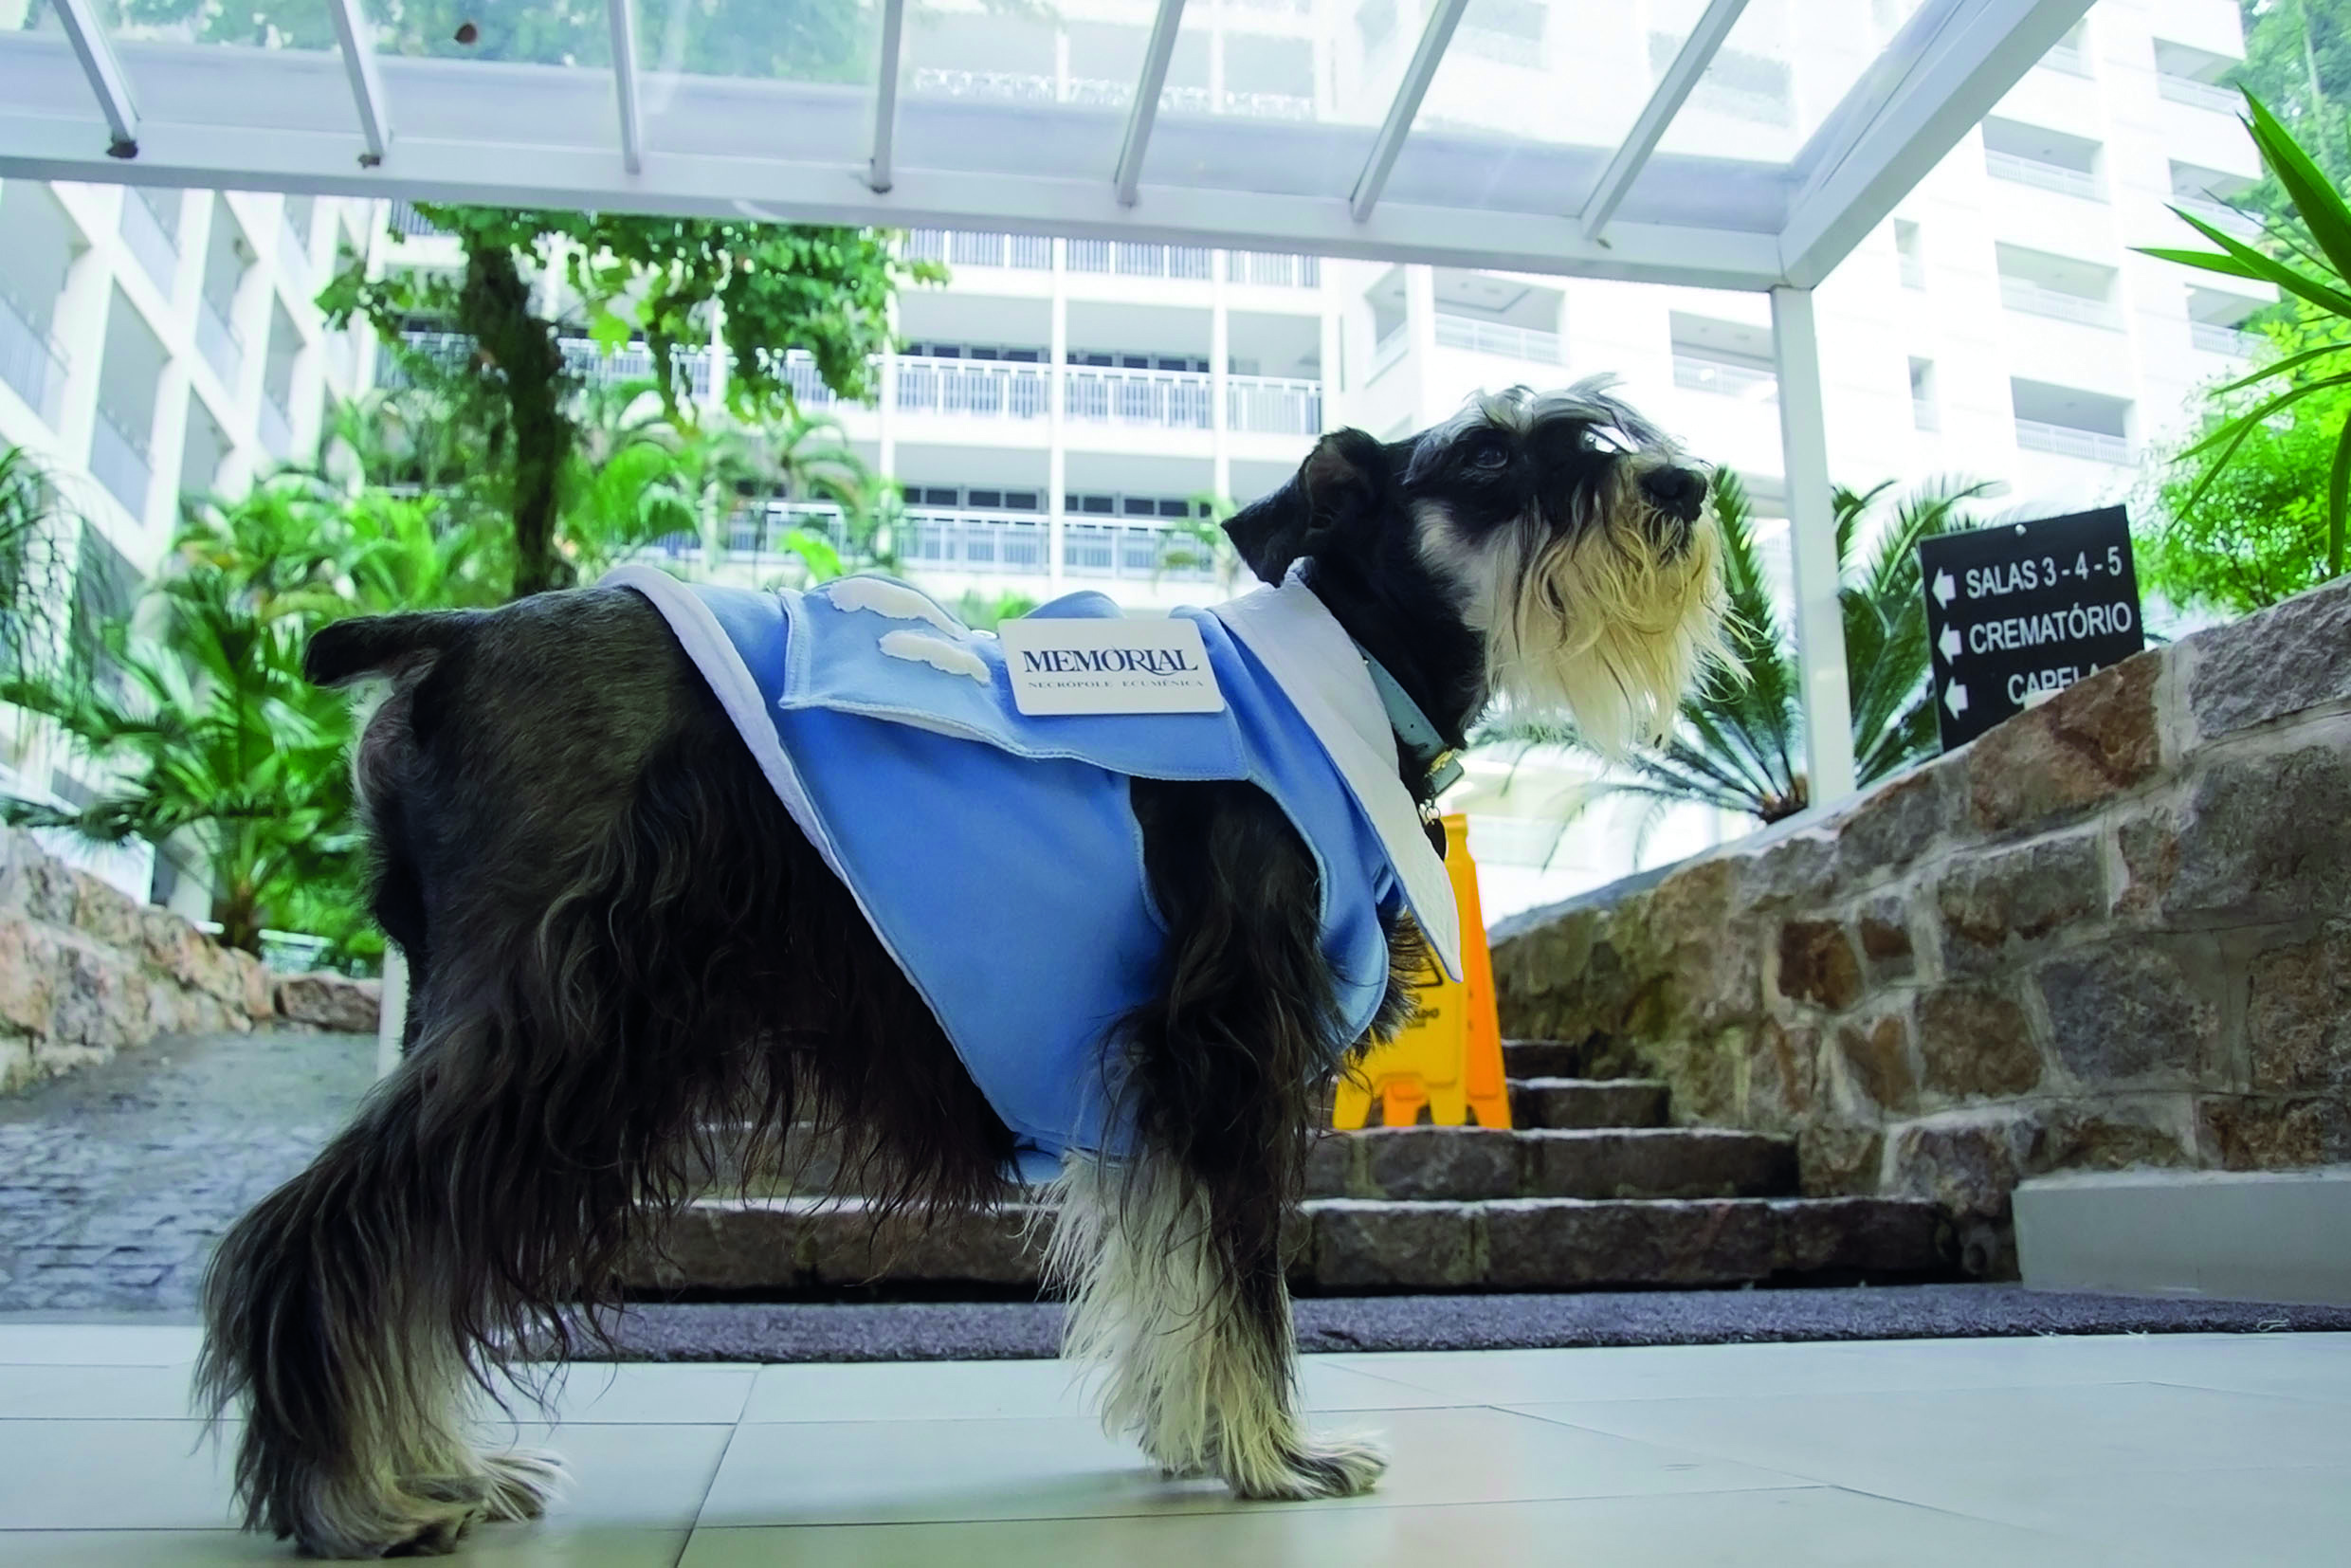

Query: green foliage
2141 302 2351 615
320 201 937 593
2228 0 2351 224
1476 469 1996 828
0 477 409 957
0 446 80 684
2140 91 2351 580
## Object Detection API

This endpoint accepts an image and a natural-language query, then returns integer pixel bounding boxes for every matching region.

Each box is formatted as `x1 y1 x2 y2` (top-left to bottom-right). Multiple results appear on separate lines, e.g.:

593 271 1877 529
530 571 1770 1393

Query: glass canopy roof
1 0 2092 292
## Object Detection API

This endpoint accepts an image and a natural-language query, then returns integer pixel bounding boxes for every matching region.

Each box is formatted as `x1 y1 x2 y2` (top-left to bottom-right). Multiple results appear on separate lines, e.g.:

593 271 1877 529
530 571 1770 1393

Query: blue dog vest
605 564 1460 1183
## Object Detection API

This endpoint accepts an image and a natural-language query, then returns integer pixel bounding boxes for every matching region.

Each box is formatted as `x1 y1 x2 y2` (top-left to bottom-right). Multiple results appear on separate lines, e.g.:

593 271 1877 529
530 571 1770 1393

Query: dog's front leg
1048 1154 1387 1500
1047 778 1390 1501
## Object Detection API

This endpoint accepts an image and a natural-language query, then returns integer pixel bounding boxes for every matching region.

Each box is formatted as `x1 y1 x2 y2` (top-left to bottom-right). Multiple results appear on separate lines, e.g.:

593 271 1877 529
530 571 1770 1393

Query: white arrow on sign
1939 625 1961 664
1933 568 1957 608
1944 681 1969 719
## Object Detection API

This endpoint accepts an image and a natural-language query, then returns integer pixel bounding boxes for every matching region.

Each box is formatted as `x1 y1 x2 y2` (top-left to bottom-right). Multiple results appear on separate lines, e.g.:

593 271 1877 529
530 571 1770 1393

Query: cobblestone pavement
0 1030 373 1312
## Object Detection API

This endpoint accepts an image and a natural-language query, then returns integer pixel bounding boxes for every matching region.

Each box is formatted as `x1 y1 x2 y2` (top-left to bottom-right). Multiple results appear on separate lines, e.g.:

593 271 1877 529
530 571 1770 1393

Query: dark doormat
581 1285 2351 1363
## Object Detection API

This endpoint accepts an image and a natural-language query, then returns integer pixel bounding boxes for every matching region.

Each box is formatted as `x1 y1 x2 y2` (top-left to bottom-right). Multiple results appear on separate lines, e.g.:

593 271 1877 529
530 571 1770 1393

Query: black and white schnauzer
196 380 1724 1557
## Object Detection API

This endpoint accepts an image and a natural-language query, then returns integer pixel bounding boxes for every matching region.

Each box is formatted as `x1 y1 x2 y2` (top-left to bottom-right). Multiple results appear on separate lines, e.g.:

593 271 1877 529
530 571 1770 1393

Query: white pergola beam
49 0 138 159
1579 0 1748 240
868 0 907 193
1770 285 1856 812
326 0 392 165
608 0 644 174
1777 0 2095 286
1349 0 1469 224
1114 0 1188 207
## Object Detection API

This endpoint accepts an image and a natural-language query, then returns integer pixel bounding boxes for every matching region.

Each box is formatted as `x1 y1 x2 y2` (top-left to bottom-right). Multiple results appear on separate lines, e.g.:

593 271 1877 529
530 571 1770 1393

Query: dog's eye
1467 437 1511 471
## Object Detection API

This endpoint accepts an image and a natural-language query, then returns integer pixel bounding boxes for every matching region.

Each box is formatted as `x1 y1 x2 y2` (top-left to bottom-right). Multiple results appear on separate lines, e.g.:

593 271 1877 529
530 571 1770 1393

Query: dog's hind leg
196 1048 567 1558
1046 778 1390 1502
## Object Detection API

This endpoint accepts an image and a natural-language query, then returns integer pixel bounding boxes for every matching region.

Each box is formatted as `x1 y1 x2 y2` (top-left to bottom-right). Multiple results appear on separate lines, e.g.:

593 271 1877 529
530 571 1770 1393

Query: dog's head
1226 379 1727 755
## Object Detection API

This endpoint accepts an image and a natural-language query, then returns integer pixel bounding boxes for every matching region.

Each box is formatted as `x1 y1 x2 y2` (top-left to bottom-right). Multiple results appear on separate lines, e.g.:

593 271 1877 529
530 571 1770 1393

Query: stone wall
0 829 381 1092
1491 576 2351 1272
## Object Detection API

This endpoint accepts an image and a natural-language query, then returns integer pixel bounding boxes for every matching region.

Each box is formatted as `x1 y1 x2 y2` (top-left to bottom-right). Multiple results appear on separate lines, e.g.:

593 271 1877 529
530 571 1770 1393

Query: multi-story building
0 179 382 905
2 0 2269 917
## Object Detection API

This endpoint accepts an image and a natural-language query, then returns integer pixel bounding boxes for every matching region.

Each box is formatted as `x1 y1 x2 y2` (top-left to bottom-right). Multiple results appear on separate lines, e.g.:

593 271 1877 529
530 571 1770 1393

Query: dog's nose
1641 465 1709 525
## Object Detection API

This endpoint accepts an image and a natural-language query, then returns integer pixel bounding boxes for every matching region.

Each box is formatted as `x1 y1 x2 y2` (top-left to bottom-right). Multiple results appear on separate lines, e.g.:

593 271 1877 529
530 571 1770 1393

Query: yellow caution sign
1333 813 1511 1130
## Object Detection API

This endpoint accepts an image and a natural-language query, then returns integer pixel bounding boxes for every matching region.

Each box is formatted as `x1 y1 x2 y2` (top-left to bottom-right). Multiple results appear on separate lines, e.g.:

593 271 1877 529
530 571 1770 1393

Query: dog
195 380 1724 1557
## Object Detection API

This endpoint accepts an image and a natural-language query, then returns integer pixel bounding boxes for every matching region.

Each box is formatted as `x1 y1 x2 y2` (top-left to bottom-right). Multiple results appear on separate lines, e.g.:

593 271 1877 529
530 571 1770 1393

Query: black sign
1917 506 2143 752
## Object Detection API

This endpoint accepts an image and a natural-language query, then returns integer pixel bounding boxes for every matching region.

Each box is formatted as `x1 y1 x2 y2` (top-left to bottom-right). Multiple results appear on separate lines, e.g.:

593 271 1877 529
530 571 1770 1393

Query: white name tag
998 616 1226 716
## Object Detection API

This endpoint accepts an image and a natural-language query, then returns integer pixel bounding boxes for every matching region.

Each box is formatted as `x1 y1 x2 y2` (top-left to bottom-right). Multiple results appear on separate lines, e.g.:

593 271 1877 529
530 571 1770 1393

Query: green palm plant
0 551 356 955
0 446 81 687
2139 91 2351 579
1477 468 1996 827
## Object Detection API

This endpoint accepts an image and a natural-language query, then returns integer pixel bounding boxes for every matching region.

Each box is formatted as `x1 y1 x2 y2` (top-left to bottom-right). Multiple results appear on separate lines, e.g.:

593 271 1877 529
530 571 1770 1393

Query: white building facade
2 0 2265 917
0 178 382 904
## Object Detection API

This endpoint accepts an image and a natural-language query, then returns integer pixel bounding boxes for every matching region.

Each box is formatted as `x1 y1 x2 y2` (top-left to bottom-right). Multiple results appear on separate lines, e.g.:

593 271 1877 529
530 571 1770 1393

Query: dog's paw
480 1449 566 1522
1227 1431 1390 1501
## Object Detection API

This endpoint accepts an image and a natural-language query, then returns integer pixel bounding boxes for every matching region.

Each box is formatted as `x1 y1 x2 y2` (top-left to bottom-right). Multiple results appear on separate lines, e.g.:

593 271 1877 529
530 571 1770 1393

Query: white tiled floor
2 1323 2345 1564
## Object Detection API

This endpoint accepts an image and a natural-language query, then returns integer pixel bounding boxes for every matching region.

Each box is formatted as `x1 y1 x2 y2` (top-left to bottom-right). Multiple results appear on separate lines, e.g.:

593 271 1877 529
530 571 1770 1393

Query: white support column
1770 284 1856 812
1048 243 1067 594
1317 305 1340 431
1210 254 1230 502
1405 264 1437 425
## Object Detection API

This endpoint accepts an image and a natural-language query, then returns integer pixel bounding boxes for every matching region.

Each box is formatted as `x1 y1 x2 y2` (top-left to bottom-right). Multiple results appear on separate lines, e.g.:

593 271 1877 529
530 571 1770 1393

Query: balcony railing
898 356 1050 419
1064 520 1217 581
2172 193 2261 238
258 391 294 458
1369 325 1409 380
119 189 180 295
1434 312 1561 363
2192 320 2257 356
1066 240 1213 281
1985 149 2104 201
903 508 1050 574
90 406 153 516
195 295 243 387
1999 277 2120 328
0 283 66 425
1224 251 1321 288
2159 75 2238 113
1228 375 1321 436
390 202 447 238
1065 365 1212 428
559 337 716 396
783 351 840 409
2015 417 2130 465
905 229 1053 270
1672 353 1777 402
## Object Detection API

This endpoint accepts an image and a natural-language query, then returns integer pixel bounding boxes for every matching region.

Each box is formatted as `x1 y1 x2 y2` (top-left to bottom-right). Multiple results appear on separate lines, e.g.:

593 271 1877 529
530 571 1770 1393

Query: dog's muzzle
1638 465 1709 556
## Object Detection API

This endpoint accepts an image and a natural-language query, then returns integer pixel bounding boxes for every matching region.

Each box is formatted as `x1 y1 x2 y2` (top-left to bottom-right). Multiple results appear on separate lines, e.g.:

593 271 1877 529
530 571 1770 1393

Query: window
70 524 140 699
1909 357 1938 431
1894 220 1924 289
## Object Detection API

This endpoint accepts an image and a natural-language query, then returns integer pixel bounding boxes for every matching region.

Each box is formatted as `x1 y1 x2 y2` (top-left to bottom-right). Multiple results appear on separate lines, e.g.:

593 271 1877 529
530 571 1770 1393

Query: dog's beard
1418 465 1728 756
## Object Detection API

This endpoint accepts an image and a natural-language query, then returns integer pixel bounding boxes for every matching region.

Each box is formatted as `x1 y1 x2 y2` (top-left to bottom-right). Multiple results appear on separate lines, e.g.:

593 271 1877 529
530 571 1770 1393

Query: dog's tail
304 611 481 687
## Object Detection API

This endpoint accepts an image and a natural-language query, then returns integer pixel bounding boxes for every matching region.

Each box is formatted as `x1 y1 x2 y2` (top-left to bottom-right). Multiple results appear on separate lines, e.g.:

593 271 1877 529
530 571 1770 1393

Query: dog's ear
304 611 480 687
1224 428 1390 585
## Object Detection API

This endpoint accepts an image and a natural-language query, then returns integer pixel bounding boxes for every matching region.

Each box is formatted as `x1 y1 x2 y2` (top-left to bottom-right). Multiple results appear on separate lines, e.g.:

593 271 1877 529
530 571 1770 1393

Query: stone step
720 1122 1788 1204
626 1194 1959 1296
1305 1127 1795 1201
1507 1077 1670 1130
1502 1038 1603 1080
